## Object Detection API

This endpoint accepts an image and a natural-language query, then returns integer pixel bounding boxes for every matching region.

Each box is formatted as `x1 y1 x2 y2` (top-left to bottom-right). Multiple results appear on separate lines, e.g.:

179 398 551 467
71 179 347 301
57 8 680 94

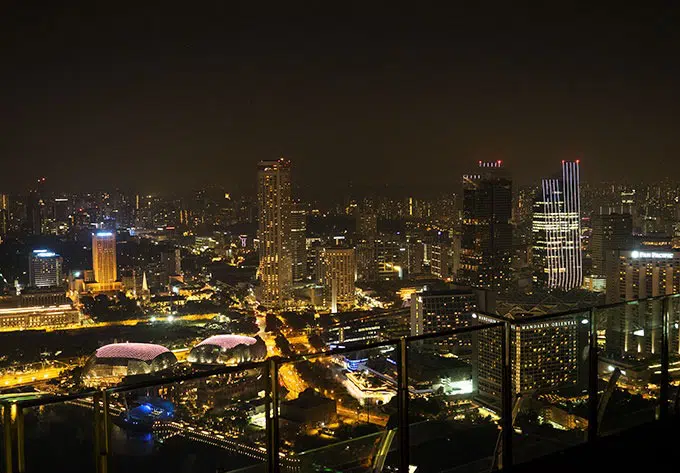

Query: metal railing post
93 391 102 473
398 337 410 473
266 358 280 473
501 322 513 470
660 296 670 421
588 308 599 442
3 404 12 473
100 390 110 473
15 407 24 473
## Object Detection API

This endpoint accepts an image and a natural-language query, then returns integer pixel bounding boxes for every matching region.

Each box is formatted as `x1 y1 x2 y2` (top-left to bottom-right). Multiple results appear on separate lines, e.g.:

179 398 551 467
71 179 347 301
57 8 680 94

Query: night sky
1 3 679 196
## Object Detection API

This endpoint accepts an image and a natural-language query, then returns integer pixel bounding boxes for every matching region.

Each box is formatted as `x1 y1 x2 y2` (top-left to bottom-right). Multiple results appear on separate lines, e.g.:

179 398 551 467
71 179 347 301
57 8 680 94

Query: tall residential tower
257 159 293 306
320 247 356 312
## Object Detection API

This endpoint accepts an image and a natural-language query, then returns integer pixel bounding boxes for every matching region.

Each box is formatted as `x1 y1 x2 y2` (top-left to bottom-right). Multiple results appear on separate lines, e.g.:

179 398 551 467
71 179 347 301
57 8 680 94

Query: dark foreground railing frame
2 293 679 473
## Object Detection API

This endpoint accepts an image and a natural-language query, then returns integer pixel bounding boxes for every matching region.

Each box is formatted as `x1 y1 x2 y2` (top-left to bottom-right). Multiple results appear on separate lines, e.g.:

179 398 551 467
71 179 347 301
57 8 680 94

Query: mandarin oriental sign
631 250 674 259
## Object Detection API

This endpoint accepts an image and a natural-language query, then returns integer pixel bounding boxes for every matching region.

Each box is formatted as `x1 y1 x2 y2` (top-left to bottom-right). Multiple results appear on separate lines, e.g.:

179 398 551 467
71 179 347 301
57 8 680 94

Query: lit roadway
0 367 65 388
0 361 75 388
9 313 223 334
256 314 309 399
337 404 389 427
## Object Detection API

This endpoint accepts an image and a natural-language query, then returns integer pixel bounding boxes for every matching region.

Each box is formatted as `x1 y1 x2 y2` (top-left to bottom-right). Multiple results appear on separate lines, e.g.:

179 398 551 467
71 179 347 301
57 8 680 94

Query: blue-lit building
29 249 63 288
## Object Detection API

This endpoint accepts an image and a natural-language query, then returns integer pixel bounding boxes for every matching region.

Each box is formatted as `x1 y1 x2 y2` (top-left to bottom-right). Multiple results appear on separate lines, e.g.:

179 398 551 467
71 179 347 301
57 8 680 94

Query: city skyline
1 5 680 472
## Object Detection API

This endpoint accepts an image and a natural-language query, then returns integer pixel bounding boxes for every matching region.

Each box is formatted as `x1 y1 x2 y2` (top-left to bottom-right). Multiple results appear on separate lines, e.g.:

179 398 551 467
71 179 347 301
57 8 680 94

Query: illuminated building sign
630 251 674 259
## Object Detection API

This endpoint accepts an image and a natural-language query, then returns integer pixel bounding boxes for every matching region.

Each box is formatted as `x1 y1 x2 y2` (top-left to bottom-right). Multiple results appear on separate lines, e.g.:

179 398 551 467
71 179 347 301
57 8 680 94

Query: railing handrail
475 291 680 324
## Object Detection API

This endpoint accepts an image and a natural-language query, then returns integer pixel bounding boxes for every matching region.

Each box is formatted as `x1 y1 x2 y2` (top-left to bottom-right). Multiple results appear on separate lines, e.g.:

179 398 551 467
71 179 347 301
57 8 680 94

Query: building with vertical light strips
257 158 293 307
532 160 583 291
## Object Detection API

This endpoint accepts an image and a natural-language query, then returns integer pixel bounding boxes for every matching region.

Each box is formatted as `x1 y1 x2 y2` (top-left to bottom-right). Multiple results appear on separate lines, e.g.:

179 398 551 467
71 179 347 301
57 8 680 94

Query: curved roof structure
196 335 257 350
95 343 171 361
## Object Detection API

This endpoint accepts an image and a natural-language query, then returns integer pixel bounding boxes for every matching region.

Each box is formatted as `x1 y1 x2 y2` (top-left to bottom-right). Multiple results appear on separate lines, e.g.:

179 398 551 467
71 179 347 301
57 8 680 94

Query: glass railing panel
107 365 268 473
511 311 591 465
278 344 399 472
669 295 680 415
0 404 6 473
407 324 504 473
595 298 664 435
21 395 98 473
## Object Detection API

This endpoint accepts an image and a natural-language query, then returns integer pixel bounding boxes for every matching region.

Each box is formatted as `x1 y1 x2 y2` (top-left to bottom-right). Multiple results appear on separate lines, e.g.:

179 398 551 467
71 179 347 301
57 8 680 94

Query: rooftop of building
196 334 258 350
94 342 171 362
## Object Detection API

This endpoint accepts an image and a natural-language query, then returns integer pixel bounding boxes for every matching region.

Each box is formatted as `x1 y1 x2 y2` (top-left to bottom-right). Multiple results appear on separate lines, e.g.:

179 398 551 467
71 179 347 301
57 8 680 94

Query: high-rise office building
257 159 293 306
606 248 680 303
161 248 182 288
477 313 586 404
356 210 377 241
532 160 583 291
430 239 450 280
375 238 404 280
320 247 356 312
290 202 307 282
591 211 632 277
92 232 117 284
602 248 674 356
406 233 424 276
161 248 182 276
459 161 513 292
410 286 493 338
355 241 377 281
53 197 70 223
29 249 63 288
0 194 8 238
26 191 42 236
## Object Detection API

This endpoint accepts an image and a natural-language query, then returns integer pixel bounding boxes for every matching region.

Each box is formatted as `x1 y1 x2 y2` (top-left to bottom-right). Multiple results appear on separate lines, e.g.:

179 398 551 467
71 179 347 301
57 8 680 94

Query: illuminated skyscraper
290 202 307 282
591 211 632 277
0 194 7 238
257 158 293 306
29 249 63 288
459 161 513 292
26 191 42 236
532 160 583 291
477 313 586 405
410 285 493 337
356 209 377 241
161 248 182 288
92 232 117 284
320 247 356 312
